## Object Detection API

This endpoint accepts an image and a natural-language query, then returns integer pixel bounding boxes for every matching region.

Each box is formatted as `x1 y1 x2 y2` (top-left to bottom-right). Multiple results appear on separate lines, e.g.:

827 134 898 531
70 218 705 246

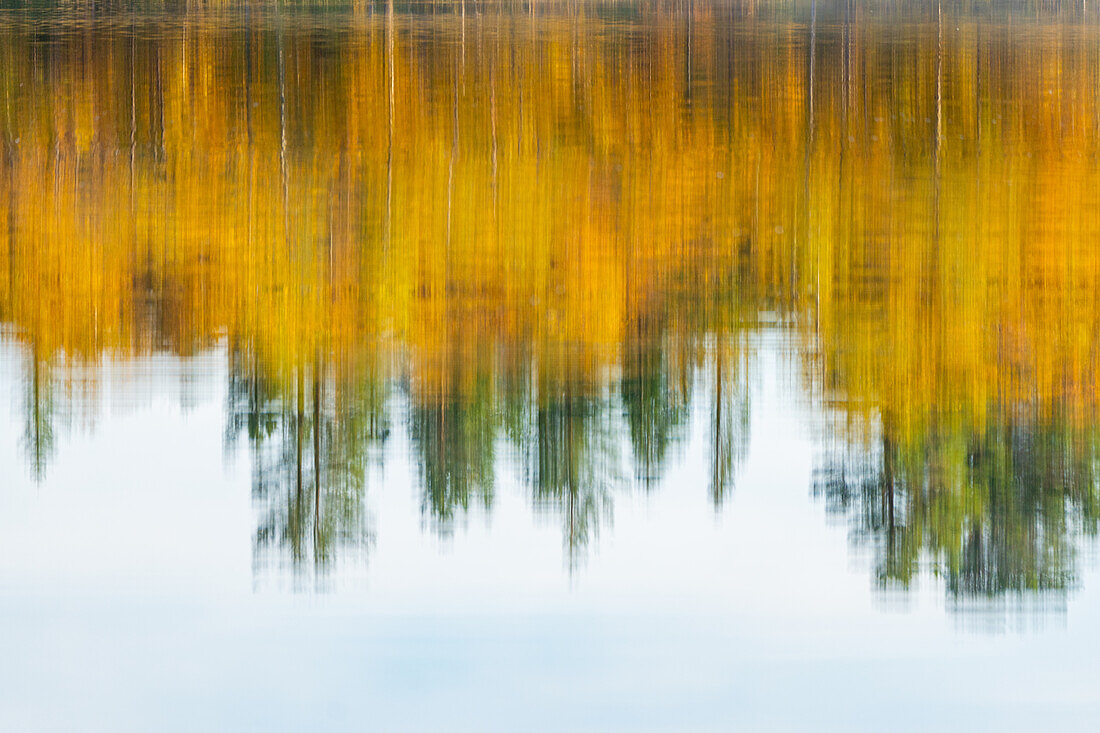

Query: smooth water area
2 2 1100 730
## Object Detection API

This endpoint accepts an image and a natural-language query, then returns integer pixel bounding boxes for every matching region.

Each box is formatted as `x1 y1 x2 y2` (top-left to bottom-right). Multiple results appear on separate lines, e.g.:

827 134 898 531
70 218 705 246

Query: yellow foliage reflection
4 4 1100 600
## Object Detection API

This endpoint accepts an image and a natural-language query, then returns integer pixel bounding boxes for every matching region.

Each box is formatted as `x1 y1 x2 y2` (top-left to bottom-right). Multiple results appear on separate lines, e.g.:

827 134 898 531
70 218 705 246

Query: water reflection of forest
4 4 1100 603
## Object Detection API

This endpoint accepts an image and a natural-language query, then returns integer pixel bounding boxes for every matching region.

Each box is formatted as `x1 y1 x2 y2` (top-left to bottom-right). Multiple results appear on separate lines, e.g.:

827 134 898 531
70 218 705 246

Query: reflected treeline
520 351 624 570
3 4 1100 602
407 355 498 535
21 350 57 482
815 412 1100 606
225 346 390 587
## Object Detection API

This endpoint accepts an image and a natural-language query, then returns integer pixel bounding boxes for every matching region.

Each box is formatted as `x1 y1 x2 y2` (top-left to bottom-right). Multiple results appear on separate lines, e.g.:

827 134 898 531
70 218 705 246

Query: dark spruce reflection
21 350 58 483
408 361 498 536
815 415 1100 608
4 2 1100 609
225 348 390 586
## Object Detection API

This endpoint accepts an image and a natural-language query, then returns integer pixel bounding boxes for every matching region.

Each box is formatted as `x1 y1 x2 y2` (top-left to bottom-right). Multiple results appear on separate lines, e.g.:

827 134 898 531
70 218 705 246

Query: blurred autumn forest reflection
3 1 1100 600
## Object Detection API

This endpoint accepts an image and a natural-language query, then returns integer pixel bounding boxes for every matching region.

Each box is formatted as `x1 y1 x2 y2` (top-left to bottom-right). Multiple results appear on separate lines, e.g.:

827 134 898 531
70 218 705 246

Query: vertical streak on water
313 361 321 572
801 0 817 302
296 366 304 554
277 3 290 253
932 0 943 308
713 337 724 506
386 0 395 257
491 4 500 232
155 40 165 160
686 0 694 104
244 2 257 417
130 31 136 213
447 19 460 288
4 31 12 320
130 25 138 341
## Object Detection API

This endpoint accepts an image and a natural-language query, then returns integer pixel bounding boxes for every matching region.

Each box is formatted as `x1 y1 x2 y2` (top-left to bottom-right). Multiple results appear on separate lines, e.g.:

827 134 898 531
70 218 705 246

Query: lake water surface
2 2 1100 730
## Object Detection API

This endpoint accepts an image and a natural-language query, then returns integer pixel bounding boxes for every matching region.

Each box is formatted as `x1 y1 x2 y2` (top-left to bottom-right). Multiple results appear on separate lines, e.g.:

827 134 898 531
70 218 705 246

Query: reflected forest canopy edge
2 0 1100 605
